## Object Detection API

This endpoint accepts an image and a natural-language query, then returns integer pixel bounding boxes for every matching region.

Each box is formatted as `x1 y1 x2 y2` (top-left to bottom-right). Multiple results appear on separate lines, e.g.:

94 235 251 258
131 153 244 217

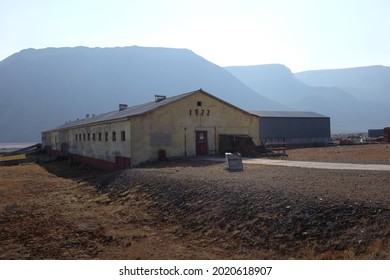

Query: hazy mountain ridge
1 46 389 142
226 64 389 133
0 46 283 142
295 65 390 102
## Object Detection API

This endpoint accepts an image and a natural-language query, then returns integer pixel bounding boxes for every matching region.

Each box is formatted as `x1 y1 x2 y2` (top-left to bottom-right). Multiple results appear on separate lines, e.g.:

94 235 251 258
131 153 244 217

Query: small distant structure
368 129 384 138
384 127 390 142
367 127 390 143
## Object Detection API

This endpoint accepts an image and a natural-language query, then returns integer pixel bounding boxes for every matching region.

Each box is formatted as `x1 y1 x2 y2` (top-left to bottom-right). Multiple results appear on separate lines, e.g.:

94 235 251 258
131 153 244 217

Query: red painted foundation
44 146 63 157
69 153 131 171
44 146 131 171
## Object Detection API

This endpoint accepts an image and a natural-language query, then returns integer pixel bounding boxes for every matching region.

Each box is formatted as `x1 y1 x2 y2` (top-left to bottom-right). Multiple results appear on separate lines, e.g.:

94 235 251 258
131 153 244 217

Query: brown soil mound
97 160 390 259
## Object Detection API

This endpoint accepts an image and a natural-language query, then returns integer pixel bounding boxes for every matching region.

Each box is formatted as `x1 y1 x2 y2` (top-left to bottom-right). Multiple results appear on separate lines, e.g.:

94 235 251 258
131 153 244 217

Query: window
79 134 81 141
83 134 86 141
105 132 108 141
121 131 126 141
197 101 202 106
98 133 102 141
88 133 90 141
75 134 78 141
112 131 116 141
92 133 96 141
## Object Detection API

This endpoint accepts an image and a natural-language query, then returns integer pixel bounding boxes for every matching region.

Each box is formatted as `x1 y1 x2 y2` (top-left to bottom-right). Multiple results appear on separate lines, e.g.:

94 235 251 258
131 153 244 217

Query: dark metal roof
55 91 197 130
249 110 329 118
46 89 330 133
50 89 253 131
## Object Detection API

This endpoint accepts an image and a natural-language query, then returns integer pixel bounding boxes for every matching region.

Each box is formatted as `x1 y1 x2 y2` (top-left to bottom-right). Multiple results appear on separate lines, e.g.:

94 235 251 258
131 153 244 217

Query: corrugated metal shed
250 111 331 146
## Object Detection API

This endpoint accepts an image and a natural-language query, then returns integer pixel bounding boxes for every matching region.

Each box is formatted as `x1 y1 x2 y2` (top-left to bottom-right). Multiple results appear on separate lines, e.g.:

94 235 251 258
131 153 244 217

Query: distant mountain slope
226 64 314 104
225 65 303 102
225 64 388 133
0 46 283 142
295 65 390 102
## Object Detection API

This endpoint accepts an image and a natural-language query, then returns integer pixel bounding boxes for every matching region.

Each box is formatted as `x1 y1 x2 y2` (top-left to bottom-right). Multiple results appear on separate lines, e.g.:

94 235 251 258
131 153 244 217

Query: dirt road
242 158 390 171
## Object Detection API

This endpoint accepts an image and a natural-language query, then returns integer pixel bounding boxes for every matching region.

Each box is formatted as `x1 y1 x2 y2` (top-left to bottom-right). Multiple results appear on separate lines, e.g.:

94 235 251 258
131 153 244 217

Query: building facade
42 89 260 170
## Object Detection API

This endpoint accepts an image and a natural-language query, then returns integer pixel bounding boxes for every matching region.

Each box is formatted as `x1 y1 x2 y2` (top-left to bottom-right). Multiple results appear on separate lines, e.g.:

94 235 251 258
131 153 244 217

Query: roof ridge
51 89 205 130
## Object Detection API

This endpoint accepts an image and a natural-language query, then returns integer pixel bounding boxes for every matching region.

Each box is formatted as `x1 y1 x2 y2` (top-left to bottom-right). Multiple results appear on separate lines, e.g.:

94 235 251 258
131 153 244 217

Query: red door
196 131 208 155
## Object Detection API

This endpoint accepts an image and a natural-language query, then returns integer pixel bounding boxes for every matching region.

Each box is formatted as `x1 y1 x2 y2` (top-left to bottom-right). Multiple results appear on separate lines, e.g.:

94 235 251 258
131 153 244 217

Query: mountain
295 65 390 102
0 46 284 142
2 47 388 142
226 64 323 105
225 64 387 133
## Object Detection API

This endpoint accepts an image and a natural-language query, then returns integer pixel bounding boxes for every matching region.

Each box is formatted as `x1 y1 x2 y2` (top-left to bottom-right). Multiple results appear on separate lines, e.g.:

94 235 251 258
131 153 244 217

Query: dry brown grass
0 154 27 161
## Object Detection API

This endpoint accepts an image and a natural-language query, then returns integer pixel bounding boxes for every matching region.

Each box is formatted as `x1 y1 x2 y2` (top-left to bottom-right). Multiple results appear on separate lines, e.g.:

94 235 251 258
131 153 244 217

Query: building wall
42 130 62 152
42 119 132 170
130 92 259 164
42 91 259 168
259 117 330 146
66 119 131 163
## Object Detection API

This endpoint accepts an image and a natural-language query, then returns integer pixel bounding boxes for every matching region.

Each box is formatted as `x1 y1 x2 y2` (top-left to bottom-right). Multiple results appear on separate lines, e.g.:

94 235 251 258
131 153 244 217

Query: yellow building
42 89 259 170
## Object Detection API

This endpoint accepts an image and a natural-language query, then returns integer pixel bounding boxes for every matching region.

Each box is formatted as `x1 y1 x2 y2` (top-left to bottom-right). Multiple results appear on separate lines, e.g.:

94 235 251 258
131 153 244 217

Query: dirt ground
0 145 389 259
287 143 390 164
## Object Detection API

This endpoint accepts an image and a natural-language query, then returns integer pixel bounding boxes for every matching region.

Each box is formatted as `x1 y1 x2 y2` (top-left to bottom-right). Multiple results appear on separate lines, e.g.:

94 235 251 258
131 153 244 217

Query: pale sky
1 0 389 72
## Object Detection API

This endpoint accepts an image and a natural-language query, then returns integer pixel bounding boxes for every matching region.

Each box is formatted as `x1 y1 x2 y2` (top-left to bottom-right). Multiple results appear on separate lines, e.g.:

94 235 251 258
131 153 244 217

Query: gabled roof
51 89 253 131
250 110 329 118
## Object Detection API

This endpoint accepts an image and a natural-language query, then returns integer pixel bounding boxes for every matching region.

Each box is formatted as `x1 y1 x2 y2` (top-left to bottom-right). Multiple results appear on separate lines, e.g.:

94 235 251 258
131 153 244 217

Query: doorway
195 130 208 155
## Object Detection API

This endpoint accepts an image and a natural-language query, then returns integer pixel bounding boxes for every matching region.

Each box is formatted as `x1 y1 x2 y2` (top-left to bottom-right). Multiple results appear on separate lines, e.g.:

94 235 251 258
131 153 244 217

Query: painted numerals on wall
189 109 210 116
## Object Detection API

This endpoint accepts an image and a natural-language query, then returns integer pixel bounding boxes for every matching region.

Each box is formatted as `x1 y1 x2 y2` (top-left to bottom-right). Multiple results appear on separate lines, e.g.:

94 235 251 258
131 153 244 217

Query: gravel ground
97 159 390 259
1 145 389 259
